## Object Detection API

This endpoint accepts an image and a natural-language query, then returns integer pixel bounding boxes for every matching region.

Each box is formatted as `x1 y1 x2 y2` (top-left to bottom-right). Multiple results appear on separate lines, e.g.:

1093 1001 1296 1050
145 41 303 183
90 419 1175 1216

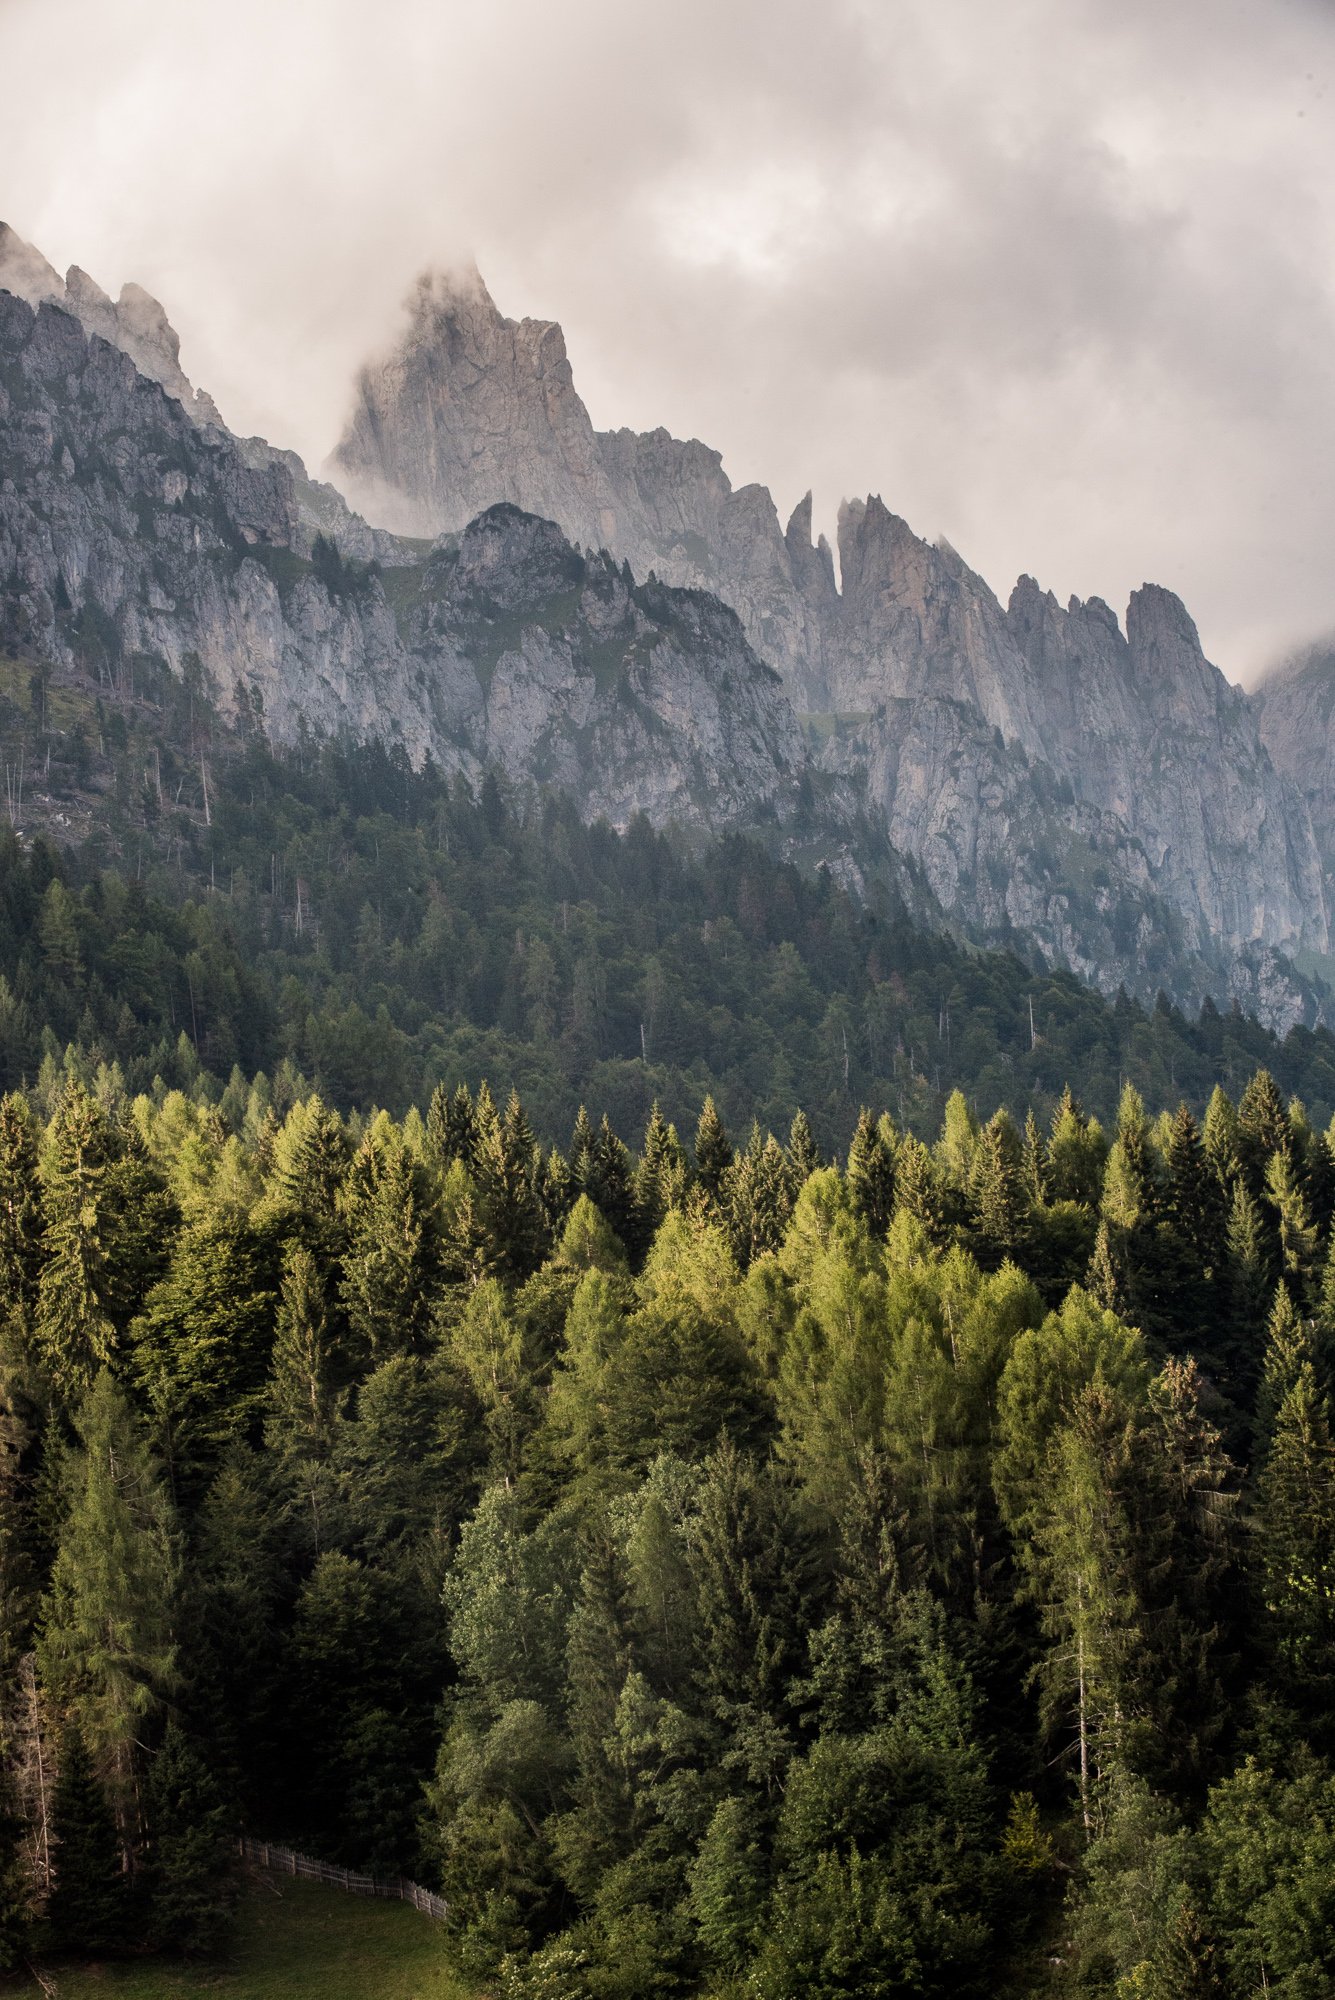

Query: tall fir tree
693 1097 734 1207
35 1083 118 1402
846 1109 896 1238
47 1724 130 1955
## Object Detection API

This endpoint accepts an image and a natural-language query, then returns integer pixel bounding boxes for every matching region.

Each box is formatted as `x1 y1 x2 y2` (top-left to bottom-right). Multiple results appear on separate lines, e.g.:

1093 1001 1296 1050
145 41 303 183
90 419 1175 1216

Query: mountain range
3 222 1334 1028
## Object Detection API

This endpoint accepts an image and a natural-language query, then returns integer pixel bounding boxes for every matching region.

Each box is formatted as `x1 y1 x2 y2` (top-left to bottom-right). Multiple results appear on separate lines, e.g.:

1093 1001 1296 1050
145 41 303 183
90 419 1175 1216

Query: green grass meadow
13 1875 477 2000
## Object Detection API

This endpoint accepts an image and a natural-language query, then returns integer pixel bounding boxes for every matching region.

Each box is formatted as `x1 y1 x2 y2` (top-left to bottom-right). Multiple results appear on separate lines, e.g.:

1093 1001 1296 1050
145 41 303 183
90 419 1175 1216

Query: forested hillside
2 1058 1335 1993
4 646 1335 1144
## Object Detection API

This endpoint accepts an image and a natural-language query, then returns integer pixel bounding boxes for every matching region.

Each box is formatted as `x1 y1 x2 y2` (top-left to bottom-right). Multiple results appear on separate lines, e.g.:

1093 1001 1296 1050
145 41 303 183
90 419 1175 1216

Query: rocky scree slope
331 264 1329 1020
0 287 840 851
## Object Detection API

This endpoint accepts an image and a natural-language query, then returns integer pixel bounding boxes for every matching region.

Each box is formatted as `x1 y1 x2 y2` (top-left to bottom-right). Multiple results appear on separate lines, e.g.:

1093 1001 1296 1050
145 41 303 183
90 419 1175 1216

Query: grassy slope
15 1875 478 2000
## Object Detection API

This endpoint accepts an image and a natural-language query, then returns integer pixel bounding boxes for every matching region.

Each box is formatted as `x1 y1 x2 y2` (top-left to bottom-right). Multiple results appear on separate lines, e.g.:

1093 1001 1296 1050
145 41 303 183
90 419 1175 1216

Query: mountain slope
0 287 838 852
330 265 1327 1012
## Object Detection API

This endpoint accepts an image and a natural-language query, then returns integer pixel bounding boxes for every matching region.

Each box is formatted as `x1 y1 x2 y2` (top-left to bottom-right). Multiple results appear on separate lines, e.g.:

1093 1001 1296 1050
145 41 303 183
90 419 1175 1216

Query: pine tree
1266 1147 1321 1306
426 1081 478 1173
1021 1110 1049 1210
1222 1180 1275 1396
145 1719 237 1956
1202 1084 1240 1194
787 1109 822 1186
1048 1087 1105 1207
475 1091 548 1281
265 1245 343 1554
1164 1103 1222 1251
0 1763 28 1974
274 1095 350 1266
1253 1362 1335 1710
729 1134 794 1267
1308 1131 1335 1237
35 1083 118 1401
129 1216 275 1490
693 1097 734 1206
47 1724 130 1955
971 1109 1027 1263
846 1108 896 1237
633 1103 687 1249
38 1373 179 1834
339 1127 435 1360
1237 1068 1292 1192
1144 1894 1226 1999
586 1116 638 1250
0 1091 42 1329
568 1104 596 1191
1256 1282 1313 1443
1087 1220 1121 1312
892 1136 948 1246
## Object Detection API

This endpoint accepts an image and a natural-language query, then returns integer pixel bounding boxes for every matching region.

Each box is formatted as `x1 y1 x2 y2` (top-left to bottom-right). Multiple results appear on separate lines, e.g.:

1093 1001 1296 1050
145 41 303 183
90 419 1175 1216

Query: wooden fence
238 1836 448 1923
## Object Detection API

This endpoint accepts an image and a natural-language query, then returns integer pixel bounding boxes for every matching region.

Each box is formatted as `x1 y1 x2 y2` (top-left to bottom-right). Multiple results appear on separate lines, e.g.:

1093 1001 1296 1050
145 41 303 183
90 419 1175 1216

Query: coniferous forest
2 1032 1335 1993
3 686 1335 1994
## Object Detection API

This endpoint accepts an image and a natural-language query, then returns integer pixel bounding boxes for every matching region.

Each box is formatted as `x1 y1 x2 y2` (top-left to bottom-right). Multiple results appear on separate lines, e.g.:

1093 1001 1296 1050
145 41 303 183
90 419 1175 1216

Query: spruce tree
339 1127 435 1360
971 1109 1027 1263
426 1081 478 1173
846 1108 896 1237
475 1090 548 1281
0 1764 28 1974
1265 1147 1321 1306
634 1103 687 1248
1202 1084 1240 1194
39 1373 179 1830
0 1091 41 1329
47 1724 129 1955
1254 1361 1335 1707
35 1083 118 1402
892 1136 948 1246
787 1108 822 1186
1237 1068 1292 1192
145 1719 237 1956
1021 1109 1049 1210
693 1097 734 1206
1145 1894 1226 2000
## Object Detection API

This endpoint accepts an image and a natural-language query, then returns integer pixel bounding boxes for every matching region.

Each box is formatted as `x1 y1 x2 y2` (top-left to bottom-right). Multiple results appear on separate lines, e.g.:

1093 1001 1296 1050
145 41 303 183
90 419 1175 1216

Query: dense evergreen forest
1 1056 1335 1994
4 652 1335 1143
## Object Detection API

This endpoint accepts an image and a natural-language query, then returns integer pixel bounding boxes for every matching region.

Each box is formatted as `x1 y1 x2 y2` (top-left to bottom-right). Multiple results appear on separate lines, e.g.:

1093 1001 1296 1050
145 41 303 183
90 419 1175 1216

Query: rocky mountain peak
0 221 63 304
0 220 223 428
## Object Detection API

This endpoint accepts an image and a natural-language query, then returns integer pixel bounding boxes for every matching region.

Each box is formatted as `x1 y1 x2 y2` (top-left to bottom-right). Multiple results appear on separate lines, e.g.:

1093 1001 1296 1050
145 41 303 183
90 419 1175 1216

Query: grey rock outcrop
0 221 225 428
1254 642 1335 871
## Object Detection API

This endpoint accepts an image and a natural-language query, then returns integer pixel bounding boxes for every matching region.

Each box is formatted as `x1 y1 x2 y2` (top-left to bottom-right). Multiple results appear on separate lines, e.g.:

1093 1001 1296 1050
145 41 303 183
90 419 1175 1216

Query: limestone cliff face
1255 643 1335 882
328 262 1327 1015
0 289 813 845
2 231 1327 1023
0 221 225 428
814 512 1324 969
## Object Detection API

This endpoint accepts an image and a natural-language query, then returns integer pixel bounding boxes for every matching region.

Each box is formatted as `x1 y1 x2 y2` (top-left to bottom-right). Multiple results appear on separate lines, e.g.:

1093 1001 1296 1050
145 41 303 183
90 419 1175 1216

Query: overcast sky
3 0 1334 682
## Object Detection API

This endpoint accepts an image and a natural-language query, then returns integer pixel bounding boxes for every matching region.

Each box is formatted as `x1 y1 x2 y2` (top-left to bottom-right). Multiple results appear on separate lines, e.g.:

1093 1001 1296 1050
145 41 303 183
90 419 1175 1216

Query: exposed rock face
0 290 817 845
2 231 1327 1025
1255 642 1335 883
330 264 1327 1014
0 221 225 427
331 268 823 687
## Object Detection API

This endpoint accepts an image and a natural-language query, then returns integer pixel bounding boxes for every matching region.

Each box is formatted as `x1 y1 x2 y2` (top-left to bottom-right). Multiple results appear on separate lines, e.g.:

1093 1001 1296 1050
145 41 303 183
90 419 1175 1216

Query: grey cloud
3 0 1334 679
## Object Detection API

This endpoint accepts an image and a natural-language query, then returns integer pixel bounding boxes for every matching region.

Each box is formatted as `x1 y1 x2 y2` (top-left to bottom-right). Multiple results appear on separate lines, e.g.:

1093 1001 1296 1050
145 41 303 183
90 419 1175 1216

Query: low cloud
4 0 1334 679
